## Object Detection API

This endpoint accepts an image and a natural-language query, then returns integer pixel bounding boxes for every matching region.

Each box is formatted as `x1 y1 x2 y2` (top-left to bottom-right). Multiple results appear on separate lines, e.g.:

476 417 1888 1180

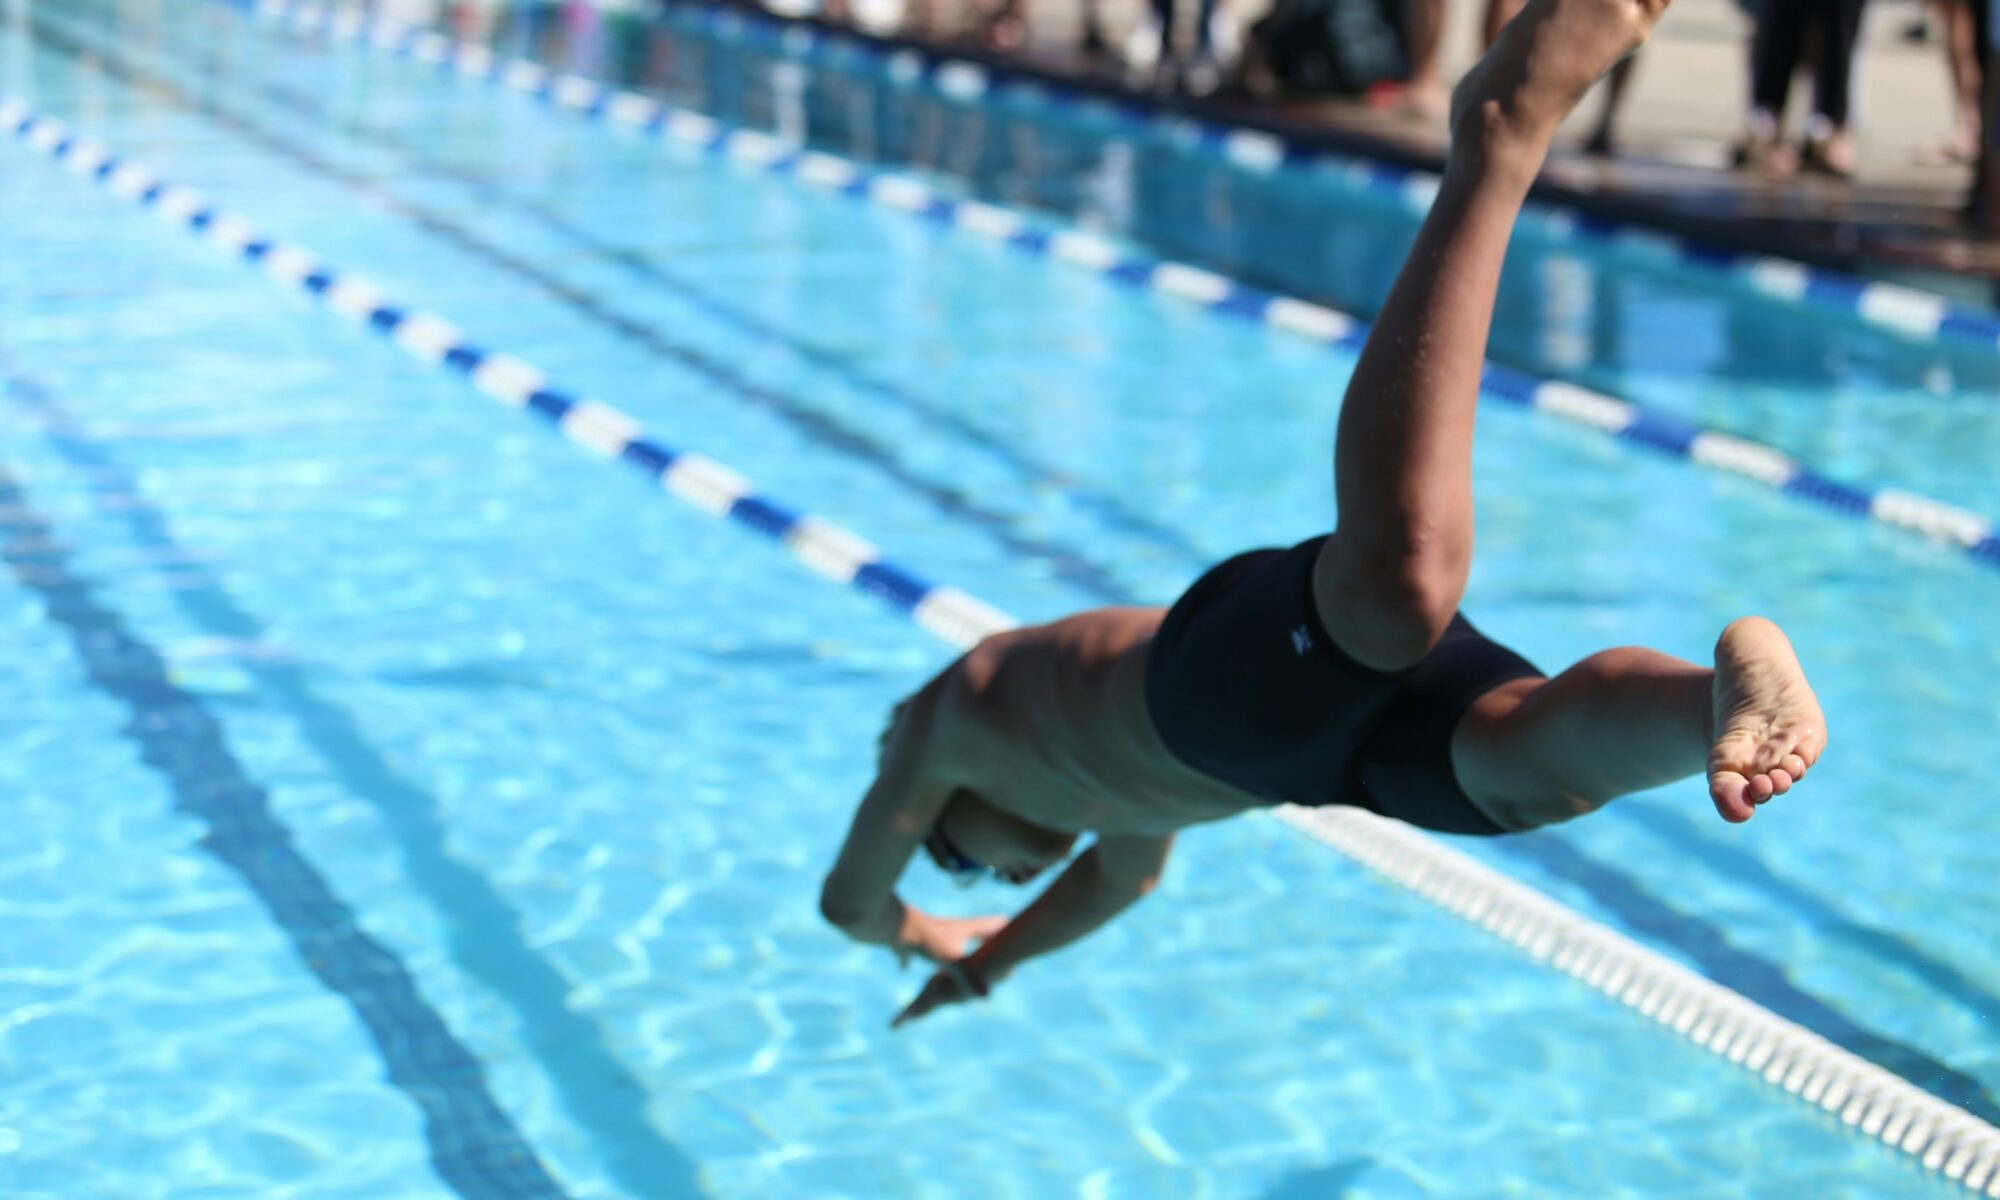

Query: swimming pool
3 0 1998 1196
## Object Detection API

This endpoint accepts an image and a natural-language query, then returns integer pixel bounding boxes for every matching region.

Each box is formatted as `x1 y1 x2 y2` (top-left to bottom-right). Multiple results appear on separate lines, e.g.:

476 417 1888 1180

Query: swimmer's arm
967 833 1174 986
820 685 959 954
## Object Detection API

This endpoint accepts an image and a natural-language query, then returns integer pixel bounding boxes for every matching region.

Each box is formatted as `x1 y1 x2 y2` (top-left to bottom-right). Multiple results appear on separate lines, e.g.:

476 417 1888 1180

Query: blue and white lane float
8 96 2000 1194
247 0 2000 354
661 0 1998 352
241 0 2000 576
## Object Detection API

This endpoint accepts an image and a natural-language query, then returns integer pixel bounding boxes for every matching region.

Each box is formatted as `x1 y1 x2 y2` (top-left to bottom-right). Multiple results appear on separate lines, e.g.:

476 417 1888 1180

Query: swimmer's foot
1451 0 1670 149
1707 616 1826 824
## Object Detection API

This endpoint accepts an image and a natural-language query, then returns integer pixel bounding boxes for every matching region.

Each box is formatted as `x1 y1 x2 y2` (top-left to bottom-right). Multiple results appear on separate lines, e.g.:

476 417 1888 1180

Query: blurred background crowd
758 0 2000 222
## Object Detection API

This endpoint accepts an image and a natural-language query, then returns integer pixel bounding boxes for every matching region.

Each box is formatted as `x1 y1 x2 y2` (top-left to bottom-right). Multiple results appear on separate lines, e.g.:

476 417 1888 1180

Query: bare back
944 607 1255 837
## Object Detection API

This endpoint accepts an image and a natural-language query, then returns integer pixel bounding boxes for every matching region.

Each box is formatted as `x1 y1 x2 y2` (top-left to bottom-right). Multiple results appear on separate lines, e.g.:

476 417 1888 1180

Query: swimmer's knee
1451 676 1613 831
1313 537 1465 670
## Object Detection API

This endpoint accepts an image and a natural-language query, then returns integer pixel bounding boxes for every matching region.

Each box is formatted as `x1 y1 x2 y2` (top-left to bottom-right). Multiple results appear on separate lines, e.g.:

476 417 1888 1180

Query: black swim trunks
1144 536 1542 836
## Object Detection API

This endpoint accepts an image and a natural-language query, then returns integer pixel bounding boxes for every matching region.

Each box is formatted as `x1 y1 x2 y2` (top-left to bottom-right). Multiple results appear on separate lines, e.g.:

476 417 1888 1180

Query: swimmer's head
879 698 1076 886
923 790 1078 887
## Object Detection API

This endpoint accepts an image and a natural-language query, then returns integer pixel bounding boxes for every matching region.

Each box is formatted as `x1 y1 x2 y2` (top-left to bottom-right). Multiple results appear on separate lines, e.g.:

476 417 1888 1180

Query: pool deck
828 0 2000 301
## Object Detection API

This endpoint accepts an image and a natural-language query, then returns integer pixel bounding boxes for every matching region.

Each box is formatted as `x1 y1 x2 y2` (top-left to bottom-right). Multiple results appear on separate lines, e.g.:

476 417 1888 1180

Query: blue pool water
2 1 1997 1196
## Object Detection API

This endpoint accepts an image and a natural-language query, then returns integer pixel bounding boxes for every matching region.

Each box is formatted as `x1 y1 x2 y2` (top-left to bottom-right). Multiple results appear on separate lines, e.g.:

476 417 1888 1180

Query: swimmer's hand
893 911 1009 968
891 957 994 1029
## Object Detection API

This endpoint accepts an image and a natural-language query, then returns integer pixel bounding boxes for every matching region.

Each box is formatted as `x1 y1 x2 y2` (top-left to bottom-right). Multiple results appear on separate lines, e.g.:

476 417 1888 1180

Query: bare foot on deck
1707 617 1826 824
1451 0 1670 144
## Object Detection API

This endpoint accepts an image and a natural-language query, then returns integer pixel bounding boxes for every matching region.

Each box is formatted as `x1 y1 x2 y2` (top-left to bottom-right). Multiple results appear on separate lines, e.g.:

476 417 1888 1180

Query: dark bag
1250 0 1410 95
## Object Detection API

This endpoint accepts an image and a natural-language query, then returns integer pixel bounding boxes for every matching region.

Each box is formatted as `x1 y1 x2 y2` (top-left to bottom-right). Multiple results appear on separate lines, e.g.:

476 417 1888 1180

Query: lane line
0 360 711 1200
0 462 571 1200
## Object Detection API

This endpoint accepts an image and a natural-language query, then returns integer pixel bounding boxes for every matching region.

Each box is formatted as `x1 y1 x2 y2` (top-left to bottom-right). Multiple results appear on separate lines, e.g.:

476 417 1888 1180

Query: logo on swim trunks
1291 625 1312 656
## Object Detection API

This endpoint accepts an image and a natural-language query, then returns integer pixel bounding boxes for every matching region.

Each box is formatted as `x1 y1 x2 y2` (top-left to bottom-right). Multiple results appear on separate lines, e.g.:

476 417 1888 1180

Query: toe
1780 753 1807 779
1766 768 1793 795
1709 772 1756 823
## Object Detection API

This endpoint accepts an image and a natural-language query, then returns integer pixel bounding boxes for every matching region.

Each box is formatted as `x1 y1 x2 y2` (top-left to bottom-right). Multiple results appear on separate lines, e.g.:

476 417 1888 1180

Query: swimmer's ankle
1450 98 1556 184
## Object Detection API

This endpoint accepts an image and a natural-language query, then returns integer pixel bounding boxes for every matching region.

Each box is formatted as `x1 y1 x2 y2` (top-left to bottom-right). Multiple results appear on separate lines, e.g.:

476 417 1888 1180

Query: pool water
1 1 1996 1197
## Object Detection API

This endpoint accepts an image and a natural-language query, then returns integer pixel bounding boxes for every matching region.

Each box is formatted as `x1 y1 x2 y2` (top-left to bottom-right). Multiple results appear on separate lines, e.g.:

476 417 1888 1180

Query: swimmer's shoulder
959 608 1164 691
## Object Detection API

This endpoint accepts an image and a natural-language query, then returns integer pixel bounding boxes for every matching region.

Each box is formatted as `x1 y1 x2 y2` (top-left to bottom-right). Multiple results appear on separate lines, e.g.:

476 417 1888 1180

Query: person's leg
1313 0 1666 672
1149 0 1178 83
1583 53 1637 155
1184 0 1224 93
1803 0 1866 174
1811 0 1866 126
1750 0 1808 120
1402 0 1450 115
1975 0 2000 230
980 0 1028 49
1947 0 1984 156
1452 618 1826 828
1081 0 1110 55
1740 0 1807 173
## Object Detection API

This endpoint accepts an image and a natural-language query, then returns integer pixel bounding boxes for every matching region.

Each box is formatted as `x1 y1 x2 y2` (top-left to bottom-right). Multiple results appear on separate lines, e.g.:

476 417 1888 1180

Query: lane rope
242 0 2000 577
655 0 2000 354
7 92 2000 1192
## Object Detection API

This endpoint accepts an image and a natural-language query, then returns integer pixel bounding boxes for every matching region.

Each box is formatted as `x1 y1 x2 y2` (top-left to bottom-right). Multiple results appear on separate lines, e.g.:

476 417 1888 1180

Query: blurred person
1579 54 1639 154
1918 0 1986 164
1397 0 1459 114
1735 0 1869 177
821 0 1828 1024
1968 0 2000 229
1117 0 1230 92
1242 0 1408 99
975 0 1029 49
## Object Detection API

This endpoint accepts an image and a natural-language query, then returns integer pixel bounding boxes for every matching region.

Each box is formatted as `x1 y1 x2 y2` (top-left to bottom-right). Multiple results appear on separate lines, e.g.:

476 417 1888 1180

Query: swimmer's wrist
888 900 929 953
964 943 1013 988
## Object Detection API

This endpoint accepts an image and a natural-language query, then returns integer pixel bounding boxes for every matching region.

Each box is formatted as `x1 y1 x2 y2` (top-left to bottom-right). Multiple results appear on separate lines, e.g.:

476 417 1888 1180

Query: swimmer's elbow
818 881 868 931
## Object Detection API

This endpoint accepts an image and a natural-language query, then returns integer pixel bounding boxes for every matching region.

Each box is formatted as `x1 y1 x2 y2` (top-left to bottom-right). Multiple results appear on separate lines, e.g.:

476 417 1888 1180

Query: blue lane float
642 0 2000 354
0 101 1011 650
241 0 2000 576
9 93 2000 1193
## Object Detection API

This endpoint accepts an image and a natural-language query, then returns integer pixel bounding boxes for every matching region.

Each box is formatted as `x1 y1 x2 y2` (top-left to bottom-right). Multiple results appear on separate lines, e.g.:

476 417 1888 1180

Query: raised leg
1452 618 1827 829
1313 0 1669 670
1403 0 1449 116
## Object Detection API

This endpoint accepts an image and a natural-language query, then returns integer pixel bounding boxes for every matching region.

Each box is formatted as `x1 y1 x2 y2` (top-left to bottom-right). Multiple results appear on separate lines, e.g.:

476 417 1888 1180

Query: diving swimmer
820 0 1827 1027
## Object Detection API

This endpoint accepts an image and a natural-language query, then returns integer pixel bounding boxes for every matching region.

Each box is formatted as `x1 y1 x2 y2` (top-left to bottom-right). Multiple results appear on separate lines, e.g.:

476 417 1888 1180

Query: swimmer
820 0 1826 1027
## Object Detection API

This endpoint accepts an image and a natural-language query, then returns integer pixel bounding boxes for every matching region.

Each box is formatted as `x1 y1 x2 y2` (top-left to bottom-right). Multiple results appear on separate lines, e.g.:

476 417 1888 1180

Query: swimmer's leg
1312 0 1669 671
1452 617 1827 829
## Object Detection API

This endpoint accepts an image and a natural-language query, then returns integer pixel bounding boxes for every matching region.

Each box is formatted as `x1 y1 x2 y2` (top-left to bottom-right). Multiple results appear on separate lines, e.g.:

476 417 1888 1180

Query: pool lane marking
243 0 2000 578
10 98 2000 1194
654 0 1997 354
0 461 572 1200
0 365 712 1200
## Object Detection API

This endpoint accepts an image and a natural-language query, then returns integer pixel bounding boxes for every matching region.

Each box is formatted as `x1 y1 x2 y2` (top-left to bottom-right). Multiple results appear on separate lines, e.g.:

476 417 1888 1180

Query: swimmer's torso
948 607 1255 837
